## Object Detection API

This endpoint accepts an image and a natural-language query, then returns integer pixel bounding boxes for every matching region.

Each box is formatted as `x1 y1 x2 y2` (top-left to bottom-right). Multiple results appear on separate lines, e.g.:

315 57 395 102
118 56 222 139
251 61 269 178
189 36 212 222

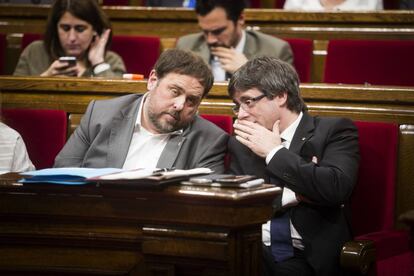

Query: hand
210 46 248 74
88 29 110 66
41 59 78 77
233 119 283 158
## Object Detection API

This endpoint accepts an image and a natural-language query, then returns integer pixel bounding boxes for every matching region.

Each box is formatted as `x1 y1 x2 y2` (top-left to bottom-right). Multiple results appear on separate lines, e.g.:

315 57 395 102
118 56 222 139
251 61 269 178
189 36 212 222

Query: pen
152 167 175 174
240 178 265 188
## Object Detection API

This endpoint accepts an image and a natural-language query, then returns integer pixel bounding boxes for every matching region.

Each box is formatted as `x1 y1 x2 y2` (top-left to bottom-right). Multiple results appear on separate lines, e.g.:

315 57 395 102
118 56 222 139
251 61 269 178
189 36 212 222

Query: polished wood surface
0 173 281 275
400 210 414 250
1 6 414 80
1 76 414 230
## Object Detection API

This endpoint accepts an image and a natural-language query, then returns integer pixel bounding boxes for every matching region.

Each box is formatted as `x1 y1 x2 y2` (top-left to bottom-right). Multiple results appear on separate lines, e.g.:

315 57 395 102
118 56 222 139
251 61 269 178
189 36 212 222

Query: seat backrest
200 114 233 134
351 121 398 236
284 38 313 82
21 33 43 51
1 109 67 169
103 0 129 5
111 35 161 78
0 33 6 74
324 39 414 86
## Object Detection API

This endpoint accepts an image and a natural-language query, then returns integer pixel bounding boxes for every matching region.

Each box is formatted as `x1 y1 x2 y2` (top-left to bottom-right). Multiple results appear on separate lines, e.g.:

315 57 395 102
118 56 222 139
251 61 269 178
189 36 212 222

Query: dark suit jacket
54 94 229 173
228 112 360 275
176 30 293 66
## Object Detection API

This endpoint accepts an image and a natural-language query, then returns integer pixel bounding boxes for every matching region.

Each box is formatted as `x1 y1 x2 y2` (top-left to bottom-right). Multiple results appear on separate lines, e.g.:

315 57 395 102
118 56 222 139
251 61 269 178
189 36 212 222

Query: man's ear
147 70 158 90
237 13 245 27
274 92 288 107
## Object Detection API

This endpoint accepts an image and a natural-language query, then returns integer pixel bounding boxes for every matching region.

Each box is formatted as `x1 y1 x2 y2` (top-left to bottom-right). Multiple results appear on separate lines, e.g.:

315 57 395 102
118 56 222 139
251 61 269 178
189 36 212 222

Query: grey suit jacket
176 30 293 65
54 94 229 173
228 112 360 275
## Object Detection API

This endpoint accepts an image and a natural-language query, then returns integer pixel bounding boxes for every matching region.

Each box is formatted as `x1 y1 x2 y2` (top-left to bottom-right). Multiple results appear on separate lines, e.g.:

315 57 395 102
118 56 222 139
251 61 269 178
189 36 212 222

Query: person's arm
194 131 228 174
11 135 35 172
267 118 359 206
93 51 126 77
54 100 97 168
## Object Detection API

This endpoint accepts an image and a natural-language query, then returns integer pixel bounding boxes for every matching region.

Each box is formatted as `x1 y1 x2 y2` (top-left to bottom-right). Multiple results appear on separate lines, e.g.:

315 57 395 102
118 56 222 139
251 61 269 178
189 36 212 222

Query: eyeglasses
232 94 267 115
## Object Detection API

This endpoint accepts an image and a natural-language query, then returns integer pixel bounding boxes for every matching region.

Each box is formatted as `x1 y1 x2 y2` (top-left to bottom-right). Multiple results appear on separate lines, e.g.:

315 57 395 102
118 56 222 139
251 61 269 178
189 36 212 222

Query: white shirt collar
280 112 303 145
235 30 246 53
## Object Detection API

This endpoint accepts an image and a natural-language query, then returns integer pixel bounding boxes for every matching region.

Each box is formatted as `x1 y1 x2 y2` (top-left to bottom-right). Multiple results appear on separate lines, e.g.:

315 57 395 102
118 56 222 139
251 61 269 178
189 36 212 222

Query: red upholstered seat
0 33 6 74
284 38 313 82
102 0 129 5
1 109 67 169
341 121 413 276
111 35 161 78
21 33 43 50
200 114 233 134
324 40 414 86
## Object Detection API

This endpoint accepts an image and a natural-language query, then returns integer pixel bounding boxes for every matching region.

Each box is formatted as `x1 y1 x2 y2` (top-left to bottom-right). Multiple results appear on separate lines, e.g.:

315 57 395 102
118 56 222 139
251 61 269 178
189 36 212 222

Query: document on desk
19 167 213 186
89 167 213 187
19 167 123 185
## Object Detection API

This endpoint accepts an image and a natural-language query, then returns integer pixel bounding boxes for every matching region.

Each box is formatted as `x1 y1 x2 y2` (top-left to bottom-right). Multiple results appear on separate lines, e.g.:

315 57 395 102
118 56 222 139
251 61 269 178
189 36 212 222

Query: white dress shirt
122 94 182 170
211 30 246 82
0 122 35 174
262 112 305 250
283 0 383 10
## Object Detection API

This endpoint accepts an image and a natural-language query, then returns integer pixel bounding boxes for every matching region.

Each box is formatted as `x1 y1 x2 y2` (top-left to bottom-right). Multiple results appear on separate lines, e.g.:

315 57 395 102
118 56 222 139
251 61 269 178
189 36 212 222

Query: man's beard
147 109 192 134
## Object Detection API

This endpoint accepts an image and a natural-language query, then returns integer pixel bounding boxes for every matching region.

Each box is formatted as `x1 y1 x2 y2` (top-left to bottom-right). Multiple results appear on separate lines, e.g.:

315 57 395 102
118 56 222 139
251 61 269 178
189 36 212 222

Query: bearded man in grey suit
54 49 228 173
176 0 293 81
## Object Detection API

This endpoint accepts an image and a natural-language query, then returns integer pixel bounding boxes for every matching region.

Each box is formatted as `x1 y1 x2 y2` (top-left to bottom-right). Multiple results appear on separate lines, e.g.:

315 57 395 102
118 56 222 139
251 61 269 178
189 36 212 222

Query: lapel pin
301 137 306 141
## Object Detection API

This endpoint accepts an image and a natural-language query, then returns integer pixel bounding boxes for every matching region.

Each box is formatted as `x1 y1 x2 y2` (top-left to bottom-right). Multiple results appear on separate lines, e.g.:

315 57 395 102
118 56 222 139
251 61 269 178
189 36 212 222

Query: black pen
152 167 175 174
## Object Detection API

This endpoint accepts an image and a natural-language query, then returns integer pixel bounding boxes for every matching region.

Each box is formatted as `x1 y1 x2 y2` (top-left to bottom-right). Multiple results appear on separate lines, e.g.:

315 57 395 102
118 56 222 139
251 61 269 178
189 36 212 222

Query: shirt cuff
282 187 299 207
93 62 110 75
265 145 284 164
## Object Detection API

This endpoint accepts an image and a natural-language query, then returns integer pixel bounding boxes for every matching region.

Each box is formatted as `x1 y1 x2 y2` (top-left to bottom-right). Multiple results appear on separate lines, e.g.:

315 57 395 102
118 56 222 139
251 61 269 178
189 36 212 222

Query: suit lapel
243 31 257 59
106 96 142 168
156 134 187 169
197 42 211 64
289 112 315 154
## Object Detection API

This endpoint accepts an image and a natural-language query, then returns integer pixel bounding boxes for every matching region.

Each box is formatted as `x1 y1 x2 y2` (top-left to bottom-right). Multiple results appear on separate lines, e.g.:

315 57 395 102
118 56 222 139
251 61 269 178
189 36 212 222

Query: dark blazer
176 30 294 66
54 94 229 173
228 112 360 275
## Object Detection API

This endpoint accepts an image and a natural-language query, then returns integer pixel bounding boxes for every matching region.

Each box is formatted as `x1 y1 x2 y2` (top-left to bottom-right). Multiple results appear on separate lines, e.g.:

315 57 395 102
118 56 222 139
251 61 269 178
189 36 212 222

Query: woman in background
0 122 35 174
284 0 383 11
14 0 125 77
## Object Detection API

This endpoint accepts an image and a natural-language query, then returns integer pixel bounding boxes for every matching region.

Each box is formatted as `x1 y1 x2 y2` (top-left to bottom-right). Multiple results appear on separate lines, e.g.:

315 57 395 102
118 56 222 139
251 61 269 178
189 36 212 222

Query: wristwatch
93 62 110 75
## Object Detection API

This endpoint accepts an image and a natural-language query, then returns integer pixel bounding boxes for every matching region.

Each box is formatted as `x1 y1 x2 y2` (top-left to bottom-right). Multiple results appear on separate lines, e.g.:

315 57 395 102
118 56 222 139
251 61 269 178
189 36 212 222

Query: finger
273 120 280 134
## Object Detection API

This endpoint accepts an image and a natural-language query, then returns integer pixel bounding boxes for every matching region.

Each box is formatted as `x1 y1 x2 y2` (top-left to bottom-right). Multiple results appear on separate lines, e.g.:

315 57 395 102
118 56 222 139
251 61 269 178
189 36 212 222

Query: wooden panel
0 174 280 275
1 6 414 80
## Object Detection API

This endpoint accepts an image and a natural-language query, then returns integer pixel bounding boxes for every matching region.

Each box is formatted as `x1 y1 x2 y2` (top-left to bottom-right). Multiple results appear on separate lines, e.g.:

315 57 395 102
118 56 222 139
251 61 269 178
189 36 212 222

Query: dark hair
44 0 111 60
195 0 246 23
228 56 307 113
154 49 214 97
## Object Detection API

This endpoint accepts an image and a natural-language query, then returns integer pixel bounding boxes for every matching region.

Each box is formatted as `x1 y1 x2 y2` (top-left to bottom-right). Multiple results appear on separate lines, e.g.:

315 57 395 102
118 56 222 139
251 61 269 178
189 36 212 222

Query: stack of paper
19 167 213 187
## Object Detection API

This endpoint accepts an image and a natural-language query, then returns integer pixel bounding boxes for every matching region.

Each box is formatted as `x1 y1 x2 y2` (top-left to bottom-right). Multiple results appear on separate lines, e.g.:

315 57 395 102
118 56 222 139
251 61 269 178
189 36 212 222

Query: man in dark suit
54 49 228 173
176 0 292 81
228 56 360 275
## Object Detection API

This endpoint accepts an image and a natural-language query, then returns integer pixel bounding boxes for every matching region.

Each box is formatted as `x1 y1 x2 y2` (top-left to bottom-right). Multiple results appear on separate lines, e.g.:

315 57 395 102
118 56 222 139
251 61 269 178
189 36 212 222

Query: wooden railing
1 76 414 229
1 5 414 80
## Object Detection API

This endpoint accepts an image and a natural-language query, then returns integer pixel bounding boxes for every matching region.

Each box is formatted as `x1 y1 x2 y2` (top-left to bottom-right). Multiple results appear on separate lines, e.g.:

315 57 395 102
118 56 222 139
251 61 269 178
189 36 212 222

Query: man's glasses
232 94 267 115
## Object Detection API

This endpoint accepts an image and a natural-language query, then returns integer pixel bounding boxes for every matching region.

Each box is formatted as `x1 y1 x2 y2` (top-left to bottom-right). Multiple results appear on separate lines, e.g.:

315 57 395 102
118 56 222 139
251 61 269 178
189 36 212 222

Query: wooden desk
1 6 414 80
1 76 414 229
0 173 280 275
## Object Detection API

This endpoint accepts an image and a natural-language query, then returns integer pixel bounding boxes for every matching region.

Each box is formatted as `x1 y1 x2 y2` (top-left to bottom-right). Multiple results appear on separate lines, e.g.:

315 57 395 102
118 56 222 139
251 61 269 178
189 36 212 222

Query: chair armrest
341 230 410 274
341 239 375 274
